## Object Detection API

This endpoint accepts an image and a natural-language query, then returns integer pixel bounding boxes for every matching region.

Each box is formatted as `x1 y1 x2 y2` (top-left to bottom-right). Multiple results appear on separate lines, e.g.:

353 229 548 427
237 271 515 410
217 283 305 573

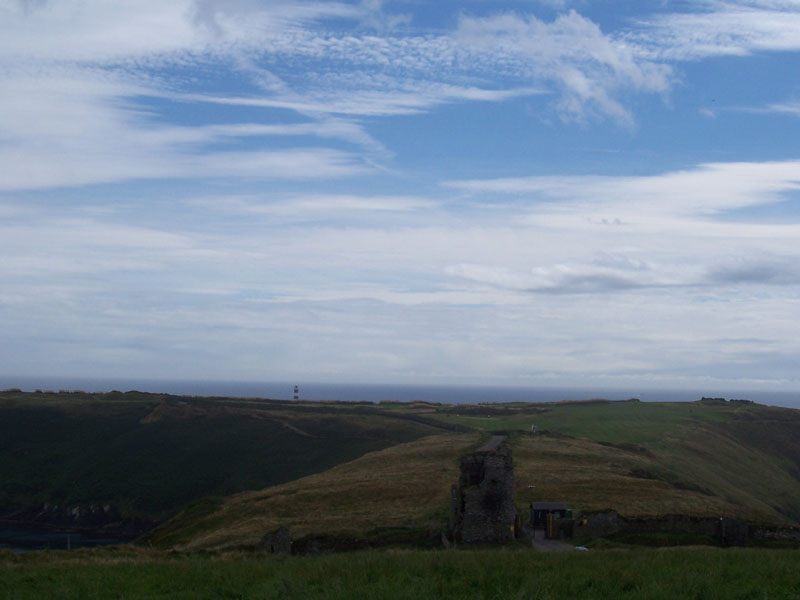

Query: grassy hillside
0 390 447 526
3 389 799 548
142 432 481 550
144 397 800 549
432 399 800 524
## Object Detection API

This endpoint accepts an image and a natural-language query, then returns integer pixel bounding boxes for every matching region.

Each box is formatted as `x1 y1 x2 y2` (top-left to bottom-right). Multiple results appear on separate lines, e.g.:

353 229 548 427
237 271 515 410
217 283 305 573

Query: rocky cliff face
0 503 152 537
450 442 517 543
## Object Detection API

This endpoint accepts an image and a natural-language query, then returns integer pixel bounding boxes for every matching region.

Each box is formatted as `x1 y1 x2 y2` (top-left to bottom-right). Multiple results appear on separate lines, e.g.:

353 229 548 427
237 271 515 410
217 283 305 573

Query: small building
530 501 571 528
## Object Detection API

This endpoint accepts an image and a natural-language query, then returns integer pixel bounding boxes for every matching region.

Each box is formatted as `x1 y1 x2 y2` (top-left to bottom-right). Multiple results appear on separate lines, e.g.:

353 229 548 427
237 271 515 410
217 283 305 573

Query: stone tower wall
450 442 516 543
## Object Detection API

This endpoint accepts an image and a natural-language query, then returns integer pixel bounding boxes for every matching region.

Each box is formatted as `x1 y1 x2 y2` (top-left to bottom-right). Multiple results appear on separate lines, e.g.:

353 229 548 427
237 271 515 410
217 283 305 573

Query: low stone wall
576 511 756 546
750 525 800 543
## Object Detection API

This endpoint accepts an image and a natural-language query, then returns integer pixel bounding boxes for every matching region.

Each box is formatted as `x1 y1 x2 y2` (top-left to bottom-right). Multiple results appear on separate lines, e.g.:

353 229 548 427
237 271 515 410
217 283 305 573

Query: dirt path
530 529 575 552
477 435 506 452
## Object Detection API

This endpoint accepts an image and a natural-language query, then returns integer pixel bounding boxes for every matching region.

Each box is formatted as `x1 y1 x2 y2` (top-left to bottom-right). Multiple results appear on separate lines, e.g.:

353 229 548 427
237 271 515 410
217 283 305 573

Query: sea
1 376 799 408
0 525 133 554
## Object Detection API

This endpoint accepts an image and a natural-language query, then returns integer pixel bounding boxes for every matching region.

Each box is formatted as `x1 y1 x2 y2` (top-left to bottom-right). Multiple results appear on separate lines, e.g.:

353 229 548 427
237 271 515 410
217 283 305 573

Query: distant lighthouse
293 384 299 401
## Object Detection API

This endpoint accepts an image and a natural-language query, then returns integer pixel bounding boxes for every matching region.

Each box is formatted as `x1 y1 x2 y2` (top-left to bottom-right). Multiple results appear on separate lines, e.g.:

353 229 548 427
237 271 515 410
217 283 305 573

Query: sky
2 0 800 392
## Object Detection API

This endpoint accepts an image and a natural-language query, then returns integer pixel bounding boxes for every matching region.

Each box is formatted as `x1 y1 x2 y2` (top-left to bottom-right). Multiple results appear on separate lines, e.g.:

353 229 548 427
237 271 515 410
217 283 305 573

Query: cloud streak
631 0 800 60
445 160 800 219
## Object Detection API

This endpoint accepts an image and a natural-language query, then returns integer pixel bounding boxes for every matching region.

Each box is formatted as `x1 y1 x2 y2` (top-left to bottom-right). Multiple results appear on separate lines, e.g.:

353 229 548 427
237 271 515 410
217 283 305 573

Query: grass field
2 546 800 599
3 390 800 550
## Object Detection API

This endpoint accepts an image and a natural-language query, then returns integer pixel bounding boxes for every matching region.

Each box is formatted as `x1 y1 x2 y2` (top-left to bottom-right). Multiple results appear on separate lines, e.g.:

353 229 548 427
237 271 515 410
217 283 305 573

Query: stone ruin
261 526 292 554
449 436 518 543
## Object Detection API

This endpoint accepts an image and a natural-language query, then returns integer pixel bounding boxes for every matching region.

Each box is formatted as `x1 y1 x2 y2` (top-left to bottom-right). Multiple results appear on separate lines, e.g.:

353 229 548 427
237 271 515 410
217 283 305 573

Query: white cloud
0 0 360 63
445 160 800 219
447 252 678 294
135 120 386 153
533 0 568 8
4 1 800 387
0 66 371 190
3 158 800 387
757 101 800 116
190 193 435 219
452 11 672 123
177 83 544 117
0 1 551 191
631 0 800 60
437 160 800 298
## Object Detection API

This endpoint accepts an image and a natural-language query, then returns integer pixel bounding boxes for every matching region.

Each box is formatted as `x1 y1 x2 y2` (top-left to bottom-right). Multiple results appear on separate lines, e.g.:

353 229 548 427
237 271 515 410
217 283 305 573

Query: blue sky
2 0 800 391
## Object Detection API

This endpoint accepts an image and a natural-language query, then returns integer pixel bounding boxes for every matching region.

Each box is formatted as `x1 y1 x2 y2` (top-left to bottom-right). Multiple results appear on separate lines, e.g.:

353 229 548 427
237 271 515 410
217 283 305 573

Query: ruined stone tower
450 436 517 543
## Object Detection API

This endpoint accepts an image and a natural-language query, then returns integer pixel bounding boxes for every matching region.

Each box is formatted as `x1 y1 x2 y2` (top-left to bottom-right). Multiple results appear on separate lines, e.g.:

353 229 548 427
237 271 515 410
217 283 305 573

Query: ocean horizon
2 376 799 409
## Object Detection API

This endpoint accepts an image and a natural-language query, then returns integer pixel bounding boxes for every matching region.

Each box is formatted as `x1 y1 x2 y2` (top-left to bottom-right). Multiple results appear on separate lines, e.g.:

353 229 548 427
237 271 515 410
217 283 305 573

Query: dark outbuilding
530 501 571 528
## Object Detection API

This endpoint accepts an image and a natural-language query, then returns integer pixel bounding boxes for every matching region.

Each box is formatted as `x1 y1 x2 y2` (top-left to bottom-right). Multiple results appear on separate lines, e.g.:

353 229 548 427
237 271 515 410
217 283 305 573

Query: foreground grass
2 546 800 599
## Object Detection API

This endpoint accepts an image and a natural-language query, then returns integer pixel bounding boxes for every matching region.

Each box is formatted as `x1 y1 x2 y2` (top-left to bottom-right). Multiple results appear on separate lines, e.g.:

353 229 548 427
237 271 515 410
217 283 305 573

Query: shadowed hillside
0 390 450 531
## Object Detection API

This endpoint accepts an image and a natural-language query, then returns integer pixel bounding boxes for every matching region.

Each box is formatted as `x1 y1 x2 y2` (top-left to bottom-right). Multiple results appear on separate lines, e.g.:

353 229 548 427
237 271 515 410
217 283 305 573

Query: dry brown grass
512 433 780 522
161 432 480 551
145 401 800 551
153 427 794 551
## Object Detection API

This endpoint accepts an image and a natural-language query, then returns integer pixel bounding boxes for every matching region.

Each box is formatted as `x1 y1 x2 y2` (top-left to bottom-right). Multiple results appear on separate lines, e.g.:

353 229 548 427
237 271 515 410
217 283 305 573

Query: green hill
430 399 800 524
2 390 800 549
141 397 800 550
0 390 449 530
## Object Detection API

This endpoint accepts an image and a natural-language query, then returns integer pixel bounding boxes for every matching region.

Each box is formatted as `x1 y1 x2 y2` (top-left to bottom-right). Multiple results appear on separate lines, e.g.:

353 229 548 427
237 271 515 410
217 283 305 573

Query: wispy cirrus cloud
746 100 800 117
452 11 672 124
630 0 800 60
186 193 437 228
7 0 800 193
1 0 363 62
23 0 800 193
177 82 544 117
445 159 800 219
0 1 551 190
0 1 388 190
0 65 372 190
